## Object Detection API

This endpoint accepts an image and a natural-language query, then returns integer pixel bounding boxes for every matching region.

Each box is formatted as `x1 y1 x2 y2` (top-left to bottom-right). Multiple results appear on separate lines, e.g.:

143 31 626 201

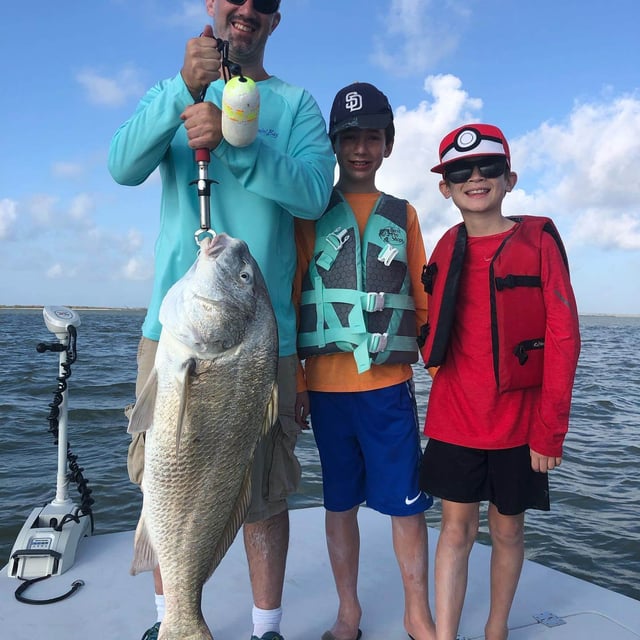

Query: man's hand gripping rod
192 37 242 246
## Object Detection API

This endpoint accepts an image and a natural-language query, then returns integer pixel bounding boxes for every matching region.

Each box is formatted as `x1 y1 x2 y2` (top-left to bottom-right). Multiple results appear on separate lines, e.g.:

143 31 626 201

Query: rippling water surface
0 309 638 602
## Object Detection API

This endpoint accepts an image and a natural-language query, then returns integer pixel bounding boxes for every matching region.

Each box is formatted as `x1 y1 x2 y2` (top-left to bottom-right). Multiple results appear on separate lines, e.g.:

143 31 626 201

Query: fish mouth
201 233 231 258
193 293 221 306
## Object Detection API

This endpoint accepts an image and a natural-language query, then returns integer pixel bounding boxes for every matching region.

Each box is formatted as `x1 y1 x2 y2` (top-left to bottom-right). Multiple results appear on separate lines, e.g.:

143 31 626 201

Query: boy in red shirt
419 124 581 640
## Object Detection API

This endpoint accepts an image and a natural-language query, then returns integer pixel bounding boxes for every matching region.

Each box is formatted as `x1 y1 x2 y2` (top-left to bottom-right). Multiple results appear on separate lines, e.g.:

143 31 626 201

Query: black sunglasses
226 0 280 14
444 157 508 184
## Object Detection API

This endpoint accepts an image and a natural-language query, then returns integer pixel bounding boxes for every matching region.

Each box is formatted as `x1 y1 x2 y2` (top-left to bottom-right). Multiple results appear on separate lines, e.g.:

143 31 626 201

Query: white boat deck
1 506 639 639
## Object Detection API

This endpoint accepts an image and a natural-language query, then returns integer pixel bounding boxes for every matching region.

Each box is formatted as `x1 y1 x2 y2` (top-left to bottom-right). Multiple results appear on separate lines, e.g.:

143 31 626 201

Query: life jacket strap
301 289 415 313
495 274 541 290
298 326 418 373
513 338 545 365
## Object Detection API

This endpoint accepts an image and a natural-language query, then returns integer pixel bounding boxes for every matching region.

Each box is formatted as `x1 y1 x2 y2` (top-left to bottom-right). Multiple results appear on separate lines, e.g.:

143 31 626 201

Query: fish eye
239 269 253 284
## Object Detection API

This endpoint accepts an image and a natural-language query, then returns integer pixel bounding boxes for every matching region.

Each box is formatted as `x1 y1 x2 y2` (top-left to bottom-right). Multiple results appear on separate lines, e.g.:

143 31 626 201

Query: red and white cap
431 123 511 174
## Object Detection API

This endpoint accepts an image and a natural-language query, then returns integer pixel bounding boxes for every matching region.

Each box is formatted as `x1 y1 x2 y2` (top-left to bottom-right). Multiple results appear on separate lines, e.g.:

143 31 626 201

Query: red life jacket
420 216 570 392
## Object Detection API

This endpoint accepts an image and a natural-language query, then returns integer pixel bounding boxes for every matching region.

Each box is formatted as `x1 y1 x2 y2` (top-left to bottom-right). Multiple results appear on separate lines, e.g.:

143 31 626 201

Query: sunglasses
226 0 280 14
444 157 508 184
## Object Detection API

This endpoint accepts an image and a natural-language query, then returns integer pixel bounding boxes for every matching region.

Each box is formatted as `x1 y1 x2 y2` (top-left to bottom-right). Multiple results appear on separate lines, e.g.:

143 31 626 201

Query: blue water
0 309 638 602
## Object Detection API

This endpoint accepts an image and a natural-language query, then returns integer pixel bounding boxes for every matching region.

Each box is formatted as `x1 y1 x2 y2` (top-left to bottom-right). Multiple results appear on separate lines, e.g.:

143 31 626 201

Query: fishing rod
192 35 260 246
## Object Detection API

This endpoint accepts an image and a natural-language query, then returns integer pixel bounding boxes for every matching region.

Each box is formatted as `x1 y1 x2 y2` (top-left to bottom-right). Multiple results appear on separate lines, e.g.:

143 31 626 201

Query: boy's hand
530 448 562 473
295 391 311 430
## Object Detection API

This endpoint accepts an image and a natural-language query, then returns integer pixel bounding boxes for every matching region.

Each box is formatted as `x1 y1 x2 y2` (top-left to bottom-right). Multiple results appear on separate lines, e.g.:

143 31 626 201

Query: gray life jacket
297 190 418 373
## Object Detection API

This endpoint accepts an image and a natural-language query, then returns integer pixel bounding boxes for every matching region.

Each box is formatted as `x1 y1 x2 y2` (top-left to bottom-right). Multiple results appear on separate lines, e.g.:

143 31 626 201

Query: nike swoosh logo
405 492 422 505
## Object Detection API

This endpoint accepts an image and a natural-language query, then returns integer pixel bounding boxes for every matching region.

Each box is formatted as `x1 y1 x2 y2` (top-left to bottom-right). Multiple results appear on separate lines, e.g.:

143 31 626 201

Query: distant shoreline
579 313 640 318
0 305 147 312
1 305 638 318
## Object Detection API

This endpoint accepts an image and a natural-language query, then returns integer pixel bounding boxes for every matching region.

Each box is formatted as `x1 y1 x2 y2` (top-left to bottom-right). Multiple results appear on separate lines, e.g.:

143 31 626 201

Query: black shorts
419 439 550 516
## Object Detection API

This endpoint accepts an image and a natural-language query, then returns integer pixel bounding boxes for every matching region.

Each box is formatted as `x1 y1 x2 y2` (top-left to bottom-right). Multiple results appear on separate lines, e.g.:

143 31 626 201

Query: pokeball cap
431 124 511 174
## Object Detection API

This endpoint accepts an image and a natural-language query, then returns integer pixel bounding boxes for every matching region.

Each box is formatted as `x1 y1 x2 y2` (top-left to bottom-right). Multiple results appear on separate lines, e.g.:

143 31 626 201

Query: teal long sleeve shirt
108 72 335 356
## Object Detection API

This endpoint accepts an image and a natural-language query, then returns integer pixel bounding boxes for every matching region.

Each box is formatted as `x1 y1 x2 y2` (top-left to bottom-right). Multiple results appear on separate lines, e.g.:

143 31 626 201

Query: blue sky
1 0 639 314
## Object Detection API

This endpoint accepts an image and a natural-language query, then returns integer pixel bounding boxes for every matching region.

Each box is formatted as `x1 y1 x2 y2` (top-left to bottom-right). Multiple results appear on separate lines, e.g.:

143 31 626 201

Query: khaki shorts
124 337 301 523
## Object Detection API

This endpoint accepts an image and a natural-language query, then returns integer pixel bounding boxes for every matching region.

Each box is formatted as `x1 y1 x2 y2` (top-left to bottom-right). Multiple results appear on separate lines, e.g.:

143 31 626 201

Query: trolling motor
8 306 92 585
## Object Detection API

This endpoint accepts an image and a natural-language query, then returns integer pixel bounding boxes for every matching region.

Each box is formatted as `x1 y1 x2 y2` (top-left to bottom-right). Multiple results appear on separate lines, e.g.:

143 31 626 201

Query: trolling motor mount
8 306 91 582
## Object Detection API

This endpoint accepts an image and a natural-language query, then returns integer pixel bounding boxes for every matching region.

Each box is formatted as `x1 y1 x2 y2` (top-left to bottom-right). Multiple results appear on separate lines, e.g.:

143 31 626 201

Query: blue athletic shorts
309 381 433 516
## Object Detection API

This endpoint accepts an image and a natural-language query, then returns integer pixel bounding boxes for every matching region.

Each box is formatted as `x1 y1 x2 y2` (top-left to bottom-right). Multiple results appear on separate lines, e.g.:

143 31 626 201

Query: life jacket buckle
365 292 386 313
421 263 437 294
326 227 350 251
369 332 389 353
496 274 515 290
378 244 398 266
317 227 351 270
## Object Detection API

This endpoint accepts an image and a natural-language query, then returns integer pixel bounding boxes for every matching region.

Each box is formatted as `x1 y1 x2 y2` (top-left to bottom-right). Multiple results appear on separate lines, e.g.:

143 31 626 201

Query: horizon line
1 305 639 319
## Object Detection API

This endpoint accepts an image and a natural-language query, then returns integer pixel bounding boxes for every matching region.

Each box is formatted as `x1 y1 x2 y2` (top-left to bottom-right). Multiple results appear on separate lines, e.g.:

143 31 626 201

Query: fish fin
130 512 158 575
127 369 159 434
263 382 279 436
175 358 196 456
207 466 253 579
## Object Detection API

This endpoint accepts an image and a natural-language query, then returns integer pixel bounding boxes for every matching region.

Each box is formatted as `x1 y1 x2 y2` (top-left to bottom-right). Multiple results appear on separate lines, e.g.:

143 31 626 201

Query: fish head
159 233 271 357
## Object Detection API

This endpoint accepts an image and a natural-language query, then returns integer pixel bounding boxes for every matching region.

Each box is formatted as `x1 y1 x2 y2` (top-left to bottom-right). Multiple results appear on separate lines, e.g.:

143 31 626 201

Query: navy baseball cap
329 82 393 140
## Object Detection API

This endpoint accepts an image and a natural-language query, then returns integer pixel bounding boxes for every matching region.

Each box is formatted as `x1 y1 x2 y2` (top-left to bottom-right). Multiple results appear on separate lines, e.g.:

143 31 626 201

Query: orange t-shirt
294 191 428 392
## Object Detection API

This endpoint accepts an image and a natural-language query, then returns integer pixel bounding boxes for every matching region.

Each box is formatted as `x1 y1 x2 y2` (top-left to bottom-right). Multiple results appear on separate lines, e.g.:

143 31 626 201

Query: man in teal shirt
108 1 334 638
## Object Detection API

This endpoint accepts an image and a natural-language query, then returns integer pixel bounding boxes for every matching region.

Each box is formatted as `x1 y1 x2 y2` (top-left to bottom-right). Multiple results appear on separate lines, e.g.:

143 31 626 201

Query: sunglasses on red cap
226 0 280 14
444 157 508 184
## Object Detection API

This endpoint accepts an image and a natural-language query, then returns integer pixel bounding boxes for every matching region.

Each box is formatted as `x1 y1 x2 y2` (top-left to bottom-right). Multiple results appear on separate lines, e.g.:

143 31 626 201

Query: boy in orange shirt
294 83 435 640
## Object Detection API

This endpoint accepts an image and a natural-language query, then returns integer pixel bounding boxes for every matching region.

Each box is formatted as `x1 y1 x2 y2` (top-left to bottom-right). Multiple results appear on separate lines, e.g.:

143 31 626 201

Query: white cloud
0 198 18 239
21 193 99 234
379 76 640 253
571 210 640 251
76 65 146 107
161 1 207 28
46 263 66 279
52 161 84 179
371 0 469 76
69 193 96 222
1 186 154 297
28 195 59 225
378 74 484 250
123 228 144 253
121 256 153 281
511 92 640 250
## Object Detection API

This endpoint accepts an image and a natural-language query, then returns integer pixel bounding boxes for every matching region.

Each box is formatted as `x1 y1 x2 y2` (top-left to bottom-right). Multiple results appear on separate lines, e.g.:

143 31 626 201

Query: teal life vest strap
300 288 415 312
298 283 416 373
298 327 418 373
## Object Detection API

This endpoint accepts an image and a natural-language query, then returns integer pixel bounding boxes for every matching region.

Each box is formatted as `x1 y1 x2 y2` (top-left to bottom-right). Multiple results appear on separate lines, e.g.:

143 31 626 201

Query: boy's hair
383 121 395 145
329 82 394 144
